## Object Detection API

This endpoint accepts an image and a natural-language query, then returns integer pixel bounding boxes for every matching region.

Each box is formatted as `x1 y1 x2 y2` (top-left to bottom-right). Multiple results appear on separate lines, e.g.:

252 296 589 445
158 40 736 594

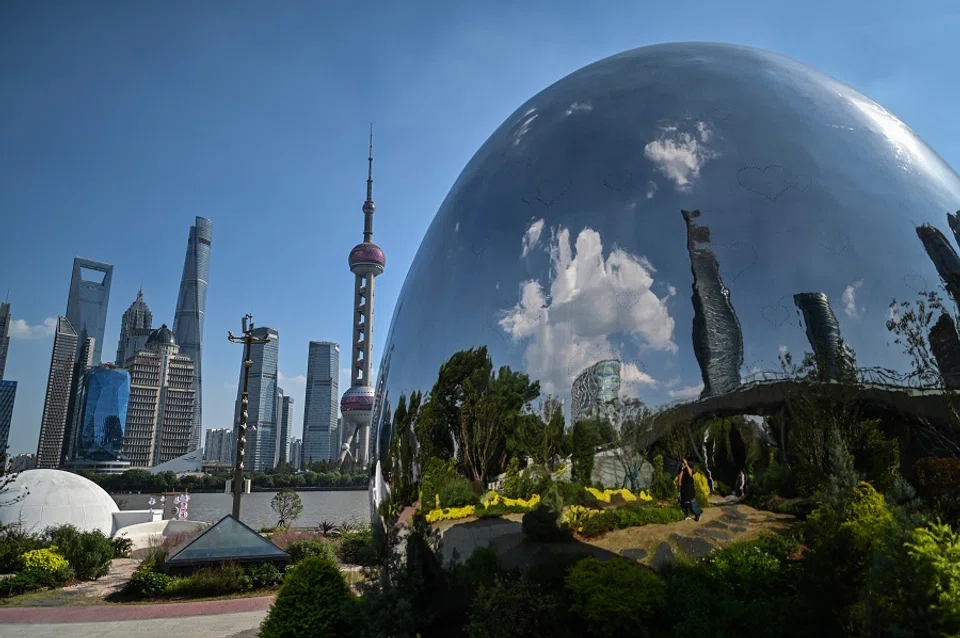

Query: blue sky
1 0 958 456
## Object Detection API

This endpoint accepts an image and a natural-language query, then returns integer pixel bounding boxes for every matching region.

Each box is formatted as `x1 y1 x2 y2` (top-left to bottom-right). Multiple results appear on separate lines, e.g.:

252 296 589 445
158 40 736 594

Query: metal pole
232 337 252 519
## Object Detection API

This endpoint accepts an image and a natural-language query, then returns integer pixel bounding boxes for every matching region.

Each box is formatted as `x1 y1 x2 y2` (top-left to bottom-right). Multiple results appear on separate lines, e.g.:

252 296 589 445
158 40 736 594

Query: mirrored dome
371 42 960 503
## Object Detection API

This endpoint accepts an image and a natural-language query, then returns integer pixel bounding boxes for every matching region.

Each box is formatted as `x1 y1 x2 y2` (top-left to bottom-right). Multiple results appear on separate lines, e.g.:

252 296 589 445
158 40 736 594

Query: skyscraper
67 365 130 462
0 302 10 380
36 317 79 468
116 289 153 367
232 326 279 472
340 127 386 466
173 216 213 453
303 341 339 464
288 437 302 470
0 381 16 460
278 393 294 465
123 325 196 467
65 258 113 366
204 427 234 464
62 336 95 466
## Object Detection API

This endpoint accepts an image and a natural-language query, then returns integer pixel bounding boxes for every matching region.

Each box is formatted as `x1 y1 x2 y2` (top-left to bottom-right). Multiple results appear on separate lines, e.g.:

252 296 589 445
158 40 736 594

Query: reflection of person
734 469 746 498
676 457 702 522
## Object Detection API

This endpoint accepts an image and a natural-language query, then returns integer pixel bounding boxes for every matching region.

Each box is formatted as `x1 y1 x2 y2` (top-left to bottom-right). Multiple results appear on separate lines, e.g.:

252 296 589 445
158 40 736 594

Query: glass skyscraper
0 381 17 460
0 302 10 380
70 366 130 461
233 326 279 472
173 216 213 453
36 317 79 468
303 341 339 464
278 392 294 465
65 258 113 366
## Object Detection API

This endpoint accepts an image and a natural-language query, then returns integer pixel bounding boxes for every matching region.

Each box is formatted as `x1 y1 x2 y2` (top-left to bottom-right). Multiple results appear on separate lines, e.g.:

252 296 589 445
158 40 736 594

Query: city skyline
2 2 958 458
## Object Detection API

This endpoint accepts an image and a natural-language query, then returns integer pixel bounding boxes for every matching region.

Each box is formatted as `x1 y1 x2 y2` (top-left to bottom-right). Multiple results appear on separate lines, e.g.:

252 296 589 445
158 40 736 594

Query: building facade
123 325 196 467
173 216 213 453
303 341 339 464
65 258 113 366
571 360 622 426
288 437 302 470
7 453 35 473
116 289 153 367
68 365 130 462
232 326 279 472
0 301 10 380
0 380 16 461
278 393 294 465
203 427 234 464
36 317 79 469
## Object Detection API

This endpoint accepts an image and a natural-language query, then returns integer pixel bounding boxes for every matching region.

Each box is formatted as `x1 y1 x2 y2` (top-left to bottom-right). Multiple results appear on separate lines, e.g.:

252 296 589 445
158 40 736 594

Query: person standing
734 469 746 498
676 456 702 522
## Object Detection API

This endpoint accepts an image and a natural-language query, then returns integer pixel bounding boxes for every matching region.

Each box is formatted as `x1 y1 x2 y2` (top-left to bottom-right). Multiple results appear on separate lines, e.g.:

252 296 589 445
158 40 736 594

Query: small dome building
0 469 120 535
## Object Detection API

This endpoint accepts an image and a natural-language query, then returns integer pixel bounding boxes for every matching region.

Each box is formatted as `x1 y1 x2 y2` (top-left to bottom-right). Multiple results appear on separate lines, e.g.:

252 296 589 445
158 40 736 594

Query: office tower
916 224 960 308
36 317 79 468
303 341 339 464
65 258 113 366
67 365 130 462
116 289 153 367
232 326 279 472
173 217 213 453
0 302 10 379
571 360 622 425
123 325 196 467
341 128 386 466
682 209 744 397
0 381 16 461
288 438 302 470
275 387 285 467
793 293 855 381
929 312 960 389
203 427 234 463
61 336 95 466
278 393 294 465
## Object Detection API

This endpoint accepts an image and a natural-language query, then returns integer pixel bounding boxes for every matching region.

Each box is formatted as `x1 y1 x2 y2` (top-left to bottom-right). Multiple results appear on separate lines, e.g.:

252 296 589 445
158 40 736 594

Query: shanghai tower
340 127 386 466
173 217 213 451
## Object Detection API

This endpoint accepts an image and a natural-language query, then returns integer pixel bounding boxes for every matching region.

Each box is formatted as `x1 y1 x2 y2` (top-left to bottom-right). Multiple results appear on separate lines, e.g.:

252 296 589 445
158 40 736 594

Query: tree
513 395 568 470
606 397 657 492
570 419 601 485
271 488 303 528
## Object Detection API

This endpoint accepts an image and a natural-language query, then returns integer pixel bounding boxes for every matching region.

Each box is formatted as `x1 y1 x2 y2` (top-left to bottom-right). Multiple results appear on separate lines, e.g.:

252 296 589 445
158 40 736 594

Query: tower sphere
341 385 375 421
349 242 386 276
368 42 960 516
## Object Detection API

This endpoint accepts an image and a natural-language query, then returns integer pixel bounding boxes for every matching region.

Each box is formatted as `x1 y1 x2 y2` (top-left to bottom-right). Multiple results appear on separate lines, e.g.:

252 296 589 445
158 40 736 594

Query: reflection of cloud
521 219 545 258
499 224 676 394
778 344 789 356
9 317 57 340
842 279 864 318
668 383 704 399
565 101 593 116
645 181 658 199
513 109 538 146
621 362 657 389
643 121 717 190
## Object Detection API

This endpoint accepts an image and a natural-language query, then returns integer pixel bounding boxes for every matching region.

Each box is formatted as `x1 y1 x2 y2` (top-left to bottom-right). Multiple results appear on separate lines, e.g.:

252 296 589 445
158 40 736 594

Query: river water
111 490 371 530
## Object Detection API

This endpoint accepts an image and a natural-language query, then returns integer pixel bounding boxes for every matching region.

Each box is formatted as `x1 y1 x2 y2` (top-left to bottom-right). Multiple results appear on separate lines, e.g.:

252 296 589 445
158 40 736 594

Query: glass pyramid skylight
165 515 290 565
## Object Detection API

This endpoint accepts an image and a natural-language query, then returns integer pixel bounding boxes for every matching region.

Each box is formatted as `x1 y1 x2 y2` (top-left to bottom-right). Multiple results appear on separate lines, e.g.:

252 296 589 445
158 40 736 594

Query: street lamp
227 314 270 520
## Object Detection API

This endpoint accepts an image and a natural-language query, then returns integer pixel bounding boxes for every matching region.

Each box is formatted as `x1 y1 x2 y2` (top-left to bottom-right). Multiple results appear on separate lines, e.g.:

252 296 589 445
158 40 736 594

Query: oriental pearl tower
339 126 385 467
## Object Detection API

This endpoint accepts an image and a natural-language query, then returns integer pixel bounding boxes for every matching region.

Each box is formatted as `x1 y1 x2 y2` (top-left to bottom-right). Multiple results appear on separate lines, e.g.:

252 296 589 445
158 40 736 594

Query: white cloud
667 383 704 400
521 218 545 258
565 101 593 116
842 279 864 318
338 367 352 394
9 317 57 340
277 371 306 390
498 224 676 395
643 121 718 190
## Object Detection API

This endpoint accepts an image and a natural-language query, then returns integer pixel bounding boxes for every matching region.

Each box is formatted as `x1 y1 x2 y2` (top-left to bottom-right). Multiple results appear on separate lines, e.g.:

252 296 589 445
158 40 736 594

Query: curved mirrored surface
371 42 960 511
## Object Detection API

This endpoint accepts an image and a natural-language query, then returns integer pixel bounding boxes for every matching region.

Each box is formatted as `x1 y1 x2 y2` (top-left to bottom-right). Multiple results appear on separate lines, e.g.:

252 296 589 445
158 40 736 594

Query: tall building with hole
65 258 113 367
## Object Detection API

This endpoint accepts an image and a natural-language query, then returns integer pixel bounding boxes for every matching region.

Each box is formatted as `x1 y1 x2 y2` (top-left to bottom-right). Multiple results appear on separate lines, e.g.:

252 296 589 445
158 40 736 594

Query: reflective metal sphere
370 42 960 502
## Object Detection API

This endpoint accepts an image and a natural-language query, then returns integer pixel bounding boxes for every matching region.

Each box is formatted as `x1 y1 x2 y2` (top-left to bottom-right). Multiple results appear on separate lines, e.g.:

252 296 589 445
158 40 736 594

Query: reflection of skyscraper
682 209 744 397
916 224 960 306
65 258 113 366
233 327 279 472
304 341 339 463
62 337 95 466
947 212 960 256
173 216 213 453
36 317 79 469
0 302 10 379
116 289 153 367
571 360 622 424
928 312 960 389
0 381 16 460
69 366 130 461
793 293 853 381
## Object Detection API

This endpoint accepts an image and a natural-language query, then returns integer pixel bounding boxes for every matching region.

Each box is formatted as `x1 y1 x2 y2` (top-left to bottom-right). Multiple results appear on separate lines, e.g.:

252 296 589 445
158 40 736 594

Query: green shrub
914 456 960 525
566 557 666 637
502 458 521 499
522 505 570 543
124 568 173 598
0 524 45 573
713 479 731 496
419 457 458 509
475 501 531 518
578 503 685 538
287 540 338 565
902 521 960 634
0 564 73 597
339 528 375 565
516 464 552 500
439 476 479 508
111 537 133 558
246 562 284 589
166 563 252 597
259 556 352 638
45 525 114 580
466 576 571 638
558 481 583 506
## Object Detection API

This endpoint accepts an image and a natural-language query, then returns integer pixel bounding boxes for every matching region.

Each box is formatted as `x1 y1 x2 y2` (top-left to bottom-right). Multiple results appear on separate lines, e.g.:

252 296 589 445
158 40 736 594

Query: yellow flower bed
21 547 69 574
562 505 602 532
480 492 541 509
425 505 476 523
586 487 654 503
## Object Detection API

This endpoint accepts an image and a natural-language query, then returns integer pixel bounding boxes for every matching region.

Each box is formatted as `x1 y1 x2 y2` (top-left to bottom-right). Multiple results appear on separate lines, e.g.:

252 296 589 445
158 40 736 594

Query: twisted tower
339 126 386 466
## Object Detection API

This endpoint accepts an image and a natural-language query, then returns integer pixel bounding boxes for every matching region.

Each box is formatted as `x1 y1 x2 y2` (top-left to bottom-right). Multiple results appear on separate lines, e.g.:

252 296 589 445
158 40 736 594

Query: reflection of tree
512 394 568 471
0 447 27 508
386 392 420 509
602 397 658 493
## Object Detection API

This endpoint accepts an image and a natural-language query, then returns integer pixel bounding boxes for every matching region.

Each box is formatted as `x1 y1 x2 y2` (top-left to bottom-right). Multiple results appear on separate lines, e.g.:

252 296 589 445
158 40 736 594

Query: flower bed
425 493 542 523
563 501 686 538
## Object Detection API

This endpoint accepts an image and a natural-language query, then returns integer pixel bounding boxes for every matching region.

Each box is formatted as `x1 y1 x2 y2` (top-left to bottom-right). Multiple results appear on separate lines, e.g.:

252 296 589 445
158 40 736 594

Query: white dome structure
0 469 120 535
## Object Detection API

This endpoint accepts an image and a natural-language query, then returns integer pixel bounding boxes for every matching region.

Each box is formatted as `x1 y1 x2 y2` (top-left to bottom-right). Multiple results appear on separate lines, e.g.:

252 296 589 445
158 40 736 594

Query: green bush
166 563 252 597
566 557 666 637
124 568 173 598
46 525 114 580
419 457 458 509
466 576 571 638
111 536 133 558
522 504 571 543
914 456 960 525
339 528 375 565
516 464 552 500
246 562 284 589
0 564 73 598
259 556 352 638
578 503 685 538
439 476 479 508
0 524 45 573
287 540 338 565
502 458 521 499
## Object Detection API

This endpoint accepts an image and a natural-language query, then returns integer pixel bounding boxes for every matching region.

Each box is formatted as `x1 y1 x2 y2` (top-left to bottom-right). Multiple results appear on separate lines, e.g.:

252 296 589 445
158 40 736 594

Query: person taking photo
676 456 702 522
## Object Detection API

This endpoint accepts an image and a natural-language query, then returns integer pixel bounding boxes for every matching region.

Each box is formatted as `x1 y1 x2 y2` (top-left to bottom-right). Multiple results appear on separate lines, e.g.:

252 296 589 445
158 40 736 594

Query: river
112 490 371 530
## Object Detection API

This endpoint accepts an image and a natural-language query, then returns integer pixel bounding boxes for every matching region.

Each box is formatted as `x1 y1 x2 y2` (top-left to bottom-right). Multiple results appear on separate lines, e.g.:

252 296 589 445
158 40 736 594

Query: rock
694 528 732 541
731 525 748 533
651 542 675 570
621 548 648 560
705 520 729 529
670 533 715 559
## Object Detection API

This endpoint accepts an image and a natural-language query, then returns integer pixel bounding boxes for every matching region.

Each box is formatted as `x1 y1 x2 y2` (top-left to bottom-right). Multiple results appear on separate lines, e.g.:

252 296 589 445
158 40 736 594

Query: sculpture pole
227 314 270 519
